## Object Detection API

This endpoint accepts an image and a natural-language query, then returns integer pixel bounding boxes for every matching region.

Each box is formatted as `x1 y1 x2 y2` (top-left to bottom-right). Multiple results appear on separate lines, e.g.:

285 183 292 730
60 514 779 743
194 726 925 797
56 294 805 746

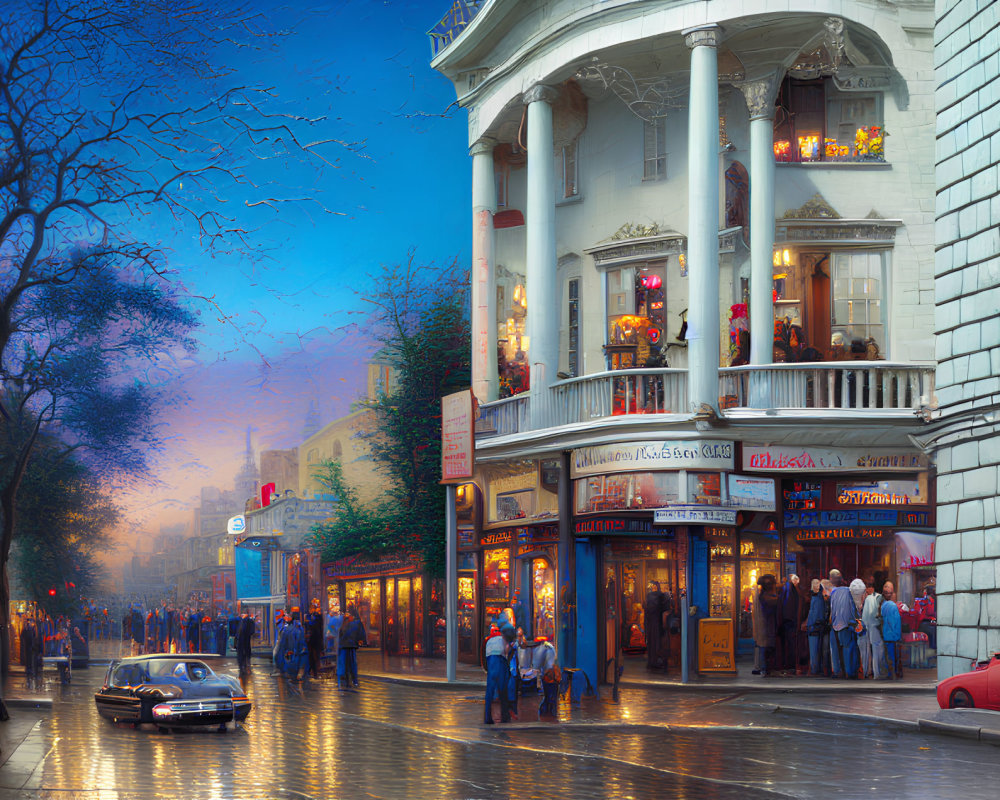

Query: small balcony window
773 77 885 163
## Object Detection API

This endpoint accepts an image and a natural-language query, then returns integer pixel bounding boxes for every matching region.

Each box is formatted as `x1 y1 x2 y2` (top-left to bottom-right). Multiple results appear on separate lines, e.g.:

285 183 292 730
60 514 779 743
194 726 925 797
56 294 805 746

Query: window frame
560 139 579 199
642 116 667 180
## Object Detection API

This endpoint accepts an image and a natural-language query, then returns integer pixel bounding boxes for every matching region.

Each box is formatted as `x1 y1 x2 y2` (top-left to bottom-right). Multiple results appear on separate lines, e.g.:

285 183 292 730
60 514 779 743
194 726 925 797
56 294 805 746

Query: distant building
298 409 383 503
260 448 299 497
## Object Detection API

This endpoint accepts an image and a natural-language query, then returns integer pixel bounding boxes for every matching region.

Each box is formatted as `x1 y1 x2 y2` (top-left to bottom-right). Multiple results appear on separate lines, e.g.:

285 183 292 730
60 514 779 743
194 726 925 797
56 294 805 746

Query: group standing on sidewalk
754 568 917 680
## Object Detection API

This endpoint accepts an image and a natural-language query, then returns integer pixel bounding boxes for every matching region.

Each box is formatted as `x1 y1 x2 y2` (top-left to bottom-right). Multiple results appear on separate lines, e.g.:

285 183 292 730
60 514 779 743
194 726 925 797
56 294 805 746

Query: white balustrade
475 364 935 439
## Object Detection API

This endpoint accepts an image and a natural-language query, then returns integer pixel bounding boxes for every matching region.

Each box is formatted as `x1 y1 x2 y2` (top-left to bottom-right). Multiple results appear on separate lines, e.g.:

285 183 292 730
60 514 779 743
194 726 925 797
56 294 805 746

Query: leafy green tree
307 459 398 563
0 254 196 671
9 441 118 616
309 255 470 578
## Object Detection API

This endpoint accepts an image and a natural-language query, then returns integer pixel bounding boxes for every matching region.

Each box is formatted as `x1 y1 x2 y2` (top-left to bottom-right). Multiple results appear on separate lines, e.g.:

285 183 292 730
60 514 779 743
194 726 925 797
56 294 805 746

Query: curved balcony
475 363 935 439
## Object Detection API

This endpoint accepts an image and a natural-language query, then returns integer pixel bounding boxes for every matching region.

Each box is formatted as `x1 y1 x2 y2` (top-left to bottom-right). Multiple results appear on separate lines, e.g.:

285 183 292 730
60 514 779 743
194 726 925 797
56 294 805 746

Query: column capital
469 137 496 158
737 77 780 121
683 25 720 50
524 83 559 106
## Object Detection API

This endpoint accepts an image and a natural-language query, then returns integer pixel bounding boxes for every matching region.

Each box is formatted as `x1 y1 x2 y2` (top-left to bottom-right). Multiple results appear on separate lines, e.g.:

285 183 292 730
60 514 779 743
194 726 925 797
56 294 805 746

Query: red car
937 653 1000 709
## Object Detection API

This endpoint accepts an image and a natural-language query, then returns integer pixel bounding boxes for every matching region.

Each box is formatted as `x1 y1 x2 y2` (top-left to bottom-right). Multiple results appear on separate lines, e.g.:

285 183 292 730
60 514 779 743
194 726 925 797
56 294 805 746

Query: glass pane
345 579 380 649
397 580 410 655
483 548 510 601
833 300 849 324
531 558 555 642
413 577 424 655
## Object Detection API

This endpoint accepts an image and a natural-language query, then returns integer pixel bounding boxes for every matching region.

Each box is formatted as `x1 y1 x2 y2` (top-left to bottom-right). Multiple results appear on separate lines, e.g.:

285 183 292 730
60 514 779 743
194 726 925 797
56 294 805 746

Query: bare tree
0 0 352 673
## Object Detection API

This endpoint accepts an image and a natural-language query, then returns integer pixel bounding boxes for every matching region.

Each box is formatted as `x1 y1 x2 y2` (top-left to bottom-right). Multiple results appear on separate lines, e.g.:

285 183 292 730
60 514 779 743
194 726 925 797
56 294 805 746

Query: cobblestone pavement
1 658 999 800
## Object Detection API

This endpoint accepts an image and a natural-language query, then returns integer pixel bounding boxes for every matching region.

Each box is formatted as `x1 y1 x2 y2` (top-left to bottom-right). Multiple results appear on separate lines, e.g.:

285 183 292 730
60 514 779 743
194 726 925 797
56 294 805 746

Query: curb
756 702 920 732
5 697 52 711
917 718 983 740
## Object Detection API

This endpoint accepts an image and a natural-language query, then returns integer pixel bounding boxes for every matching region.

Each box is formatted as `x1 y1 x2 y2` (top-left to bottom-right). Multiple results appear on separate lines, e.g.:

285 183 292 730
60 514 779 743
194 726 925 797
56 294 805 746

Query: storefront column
684 27 721 414
740 77 779 371
558 451 575 665
525 84 559 429
471 137 499 404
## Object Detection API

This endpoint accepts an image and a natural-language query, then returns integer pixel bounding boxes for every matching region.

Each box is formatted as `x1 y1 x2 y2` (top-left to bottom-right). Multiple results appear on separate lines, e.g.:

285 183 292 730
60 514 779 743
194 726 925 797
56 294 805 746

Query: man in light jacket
861 585 887 679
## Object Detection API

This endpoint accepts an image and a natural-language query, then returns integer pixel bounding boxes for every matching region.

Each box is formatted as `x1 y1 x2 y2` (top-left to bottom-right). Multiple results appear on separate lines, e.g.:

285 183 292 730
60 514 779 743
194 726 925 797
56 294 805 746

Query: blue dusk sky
128 0 471 528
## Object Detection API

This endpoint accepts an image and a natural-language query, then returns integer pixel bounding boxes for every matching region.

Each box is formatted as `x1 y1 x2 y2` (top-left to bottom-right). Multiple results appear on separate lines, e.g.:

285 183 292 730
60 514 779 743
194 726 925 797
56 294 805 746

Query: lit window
605 263 666 369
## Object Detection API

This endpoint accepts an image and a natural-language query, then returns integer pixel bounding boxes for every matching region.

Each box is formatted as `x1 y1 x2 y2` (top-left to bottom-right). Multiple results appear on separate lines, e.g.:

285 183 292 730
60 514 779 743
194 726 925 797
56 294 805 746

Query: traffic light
48 588 57 596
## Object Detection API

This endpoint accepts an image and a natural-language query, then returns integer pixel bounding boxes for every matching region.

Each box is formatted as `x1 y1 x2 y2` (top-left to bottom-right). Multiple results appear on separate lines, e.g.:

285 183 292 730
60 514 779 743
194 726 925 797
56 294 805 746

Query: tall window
560 140 579 199
643 116 666 179
831 251 883 352
567 278 580 377
604 263 666 369
495 166 508 208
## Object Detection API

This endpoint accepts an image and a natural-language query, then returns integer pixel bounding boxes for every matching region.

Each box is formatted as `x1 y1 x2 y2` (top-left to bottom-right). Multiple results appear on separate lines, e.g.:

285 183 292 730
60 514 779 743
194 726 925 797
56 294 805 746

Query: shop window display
575 472 679 514
345 579 381 649
688 472 722 505
532 558 555 642
498 281 529 398
483 548 509 604
738 533 781 640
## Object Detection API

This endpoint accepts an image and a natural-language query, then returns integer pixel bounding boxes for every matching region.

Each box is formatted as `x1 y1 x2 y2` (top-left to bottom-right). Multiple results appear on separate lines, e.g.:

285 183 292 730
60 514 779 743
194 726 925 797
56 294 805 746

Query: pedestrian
535 638 560 716
235 611 256 673
644 581 667 671
778 574 801 675
483 620 513 724
130 606 144 656
915 585 937 649
849 578 866 678
752 574 778 676
305 601 324 678
337 605 367 689
805 578 829 676
186 608 200 653
215 613 228 657
862 583 887 679
20 618 39 688
279 612 309 682
828 570 855 679
326 605 343 664
880 582 902 679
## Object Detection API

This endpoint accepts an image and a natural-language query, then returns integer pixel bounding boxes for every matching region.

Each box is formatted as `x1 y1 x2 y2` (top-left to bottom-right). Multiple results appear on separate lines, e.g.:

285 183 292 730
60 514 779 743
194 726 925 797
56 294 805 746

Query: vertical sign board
697 617 735 673
441 390 475 482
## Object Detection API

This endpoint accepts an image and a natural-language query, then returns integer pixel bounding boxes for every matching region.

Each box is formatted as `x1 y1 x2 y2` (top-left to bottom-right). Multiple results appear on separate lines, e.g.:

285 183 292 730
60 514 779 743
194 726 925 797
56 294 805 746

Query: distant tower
302 398 322 441
234 426 259 502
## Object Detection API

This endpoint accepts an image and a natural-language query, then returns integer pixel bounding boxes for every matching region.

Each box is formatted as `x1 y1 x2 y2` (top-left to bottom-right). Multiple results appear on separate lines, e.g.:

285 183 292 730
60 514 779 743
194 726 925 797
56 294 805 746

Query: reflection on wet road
2 661 999 799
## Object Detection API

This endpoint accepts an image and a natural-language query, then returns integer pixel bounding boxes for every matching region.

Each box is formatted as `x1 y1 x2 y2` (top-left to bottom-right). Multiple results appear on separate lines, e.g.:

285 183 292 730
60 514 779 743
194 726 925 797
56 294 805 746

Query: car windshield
147 660 182 679
111 663 148 687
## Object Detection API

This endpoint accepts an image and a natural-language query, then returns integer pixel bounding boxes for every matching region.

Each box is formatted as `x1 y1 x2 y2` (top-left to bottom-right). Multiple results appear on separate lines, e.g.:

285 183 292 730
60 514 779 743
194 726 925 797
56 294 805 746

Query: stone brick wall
934 0 1000 678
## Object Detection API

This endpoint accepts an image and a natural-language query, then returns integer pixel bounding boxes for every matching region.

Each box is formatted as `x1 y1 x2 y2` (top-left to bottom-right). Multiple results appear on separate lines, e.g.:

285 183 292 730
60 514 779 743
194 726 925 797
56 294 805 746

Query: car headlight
152 704 174 718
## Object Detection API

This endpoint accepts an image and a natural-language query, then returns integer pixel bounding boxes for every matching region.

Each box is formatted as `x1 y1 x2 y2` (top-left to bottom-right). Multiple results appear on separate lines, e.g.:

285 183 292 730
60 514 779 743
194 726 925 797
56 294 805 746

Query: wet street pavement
2 658 1000 799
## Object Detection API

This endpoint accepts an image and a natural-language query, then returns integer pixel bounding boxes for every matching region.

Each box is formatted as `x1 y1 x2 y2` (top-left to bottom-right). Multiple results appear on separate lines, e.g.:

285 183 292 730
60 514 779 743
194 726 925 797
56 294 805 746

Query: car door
987 657 1000 708
95 662 144 722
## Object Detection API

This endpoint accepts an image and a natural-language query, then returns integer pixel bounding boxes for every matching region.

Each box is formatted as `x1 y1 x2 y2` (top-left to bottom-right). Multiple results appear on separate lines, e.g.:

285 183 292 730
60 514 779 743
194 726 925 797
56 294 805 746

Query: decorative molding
782 193 841 219
469 137 495 157
584 226 744 266
610 222 662 241
574 63 682 122
684 26 720 49
774 218 903 246
524 84 559 106
737 78 779 121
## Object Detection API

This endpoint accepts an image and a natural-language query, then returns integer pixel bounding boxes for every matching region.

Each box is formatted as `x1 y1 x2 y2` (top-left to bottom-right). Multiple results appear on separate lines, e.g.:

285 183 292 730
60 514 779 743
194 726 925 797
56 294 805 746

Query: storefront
571 439 736 682
323 554 435 657
743 444 935 597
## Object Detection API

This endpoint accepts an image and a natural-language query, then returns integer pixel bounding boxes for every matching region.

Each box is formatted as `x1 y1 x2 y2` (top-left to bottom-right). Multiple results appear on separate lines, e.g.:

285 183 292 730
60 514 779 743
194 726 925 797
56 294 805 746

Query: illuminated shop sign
744 445 927 473
836 479 928 506
654 506 738 526
481 530 513 546
792 527 892 544
573 518 654 535
785 510 898 528
571 440 734 478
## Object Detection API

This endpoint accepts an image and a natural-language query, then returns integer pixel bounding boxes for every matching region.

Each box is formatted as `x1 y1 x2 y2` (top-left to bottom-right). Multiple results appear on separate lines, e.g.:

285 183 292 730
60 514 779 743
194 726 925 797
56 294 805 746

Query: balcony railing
719 362 935 411
475 363 934 439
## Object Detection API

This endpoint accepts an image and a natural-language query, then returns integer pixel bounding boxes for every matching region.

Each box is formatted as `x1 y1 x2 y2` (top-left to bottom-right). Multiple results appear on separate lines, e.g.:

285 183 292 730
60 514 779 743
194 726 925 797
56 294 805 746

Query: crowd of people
751 570 936 679
482 606 560 724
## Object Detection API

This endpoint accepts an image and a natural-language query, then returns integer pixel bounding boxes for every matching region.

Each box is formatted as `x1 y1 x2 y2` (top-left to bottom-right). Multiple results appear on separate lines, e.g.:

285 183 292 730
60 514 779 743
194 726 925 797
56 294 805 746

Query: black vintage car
94 654 251 730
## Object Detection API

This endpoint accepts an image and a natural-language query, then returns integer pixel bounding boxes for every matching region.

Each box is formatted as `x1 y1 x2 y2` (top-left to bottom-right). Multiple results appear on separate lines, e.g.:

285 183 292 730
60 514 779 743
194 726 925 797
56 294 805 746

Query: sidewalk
349 649 1000 745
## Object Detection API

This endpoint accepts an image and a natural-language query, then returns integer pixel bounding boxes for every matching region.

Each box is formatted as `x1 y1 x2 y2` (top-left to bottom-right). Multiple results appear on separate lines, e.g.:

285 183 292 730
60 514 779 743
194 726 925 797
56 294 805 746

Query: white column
741 79 778 367
684 27 721 414
471 138 498 403
525 84 559 428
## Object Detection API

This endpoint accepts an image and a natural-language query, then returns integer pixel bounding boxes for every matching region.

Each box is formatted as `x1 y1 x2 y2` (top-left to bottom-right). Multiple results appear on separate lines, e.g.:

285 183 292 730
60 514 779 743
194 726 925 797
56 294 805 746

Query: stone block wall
934 0 1000 678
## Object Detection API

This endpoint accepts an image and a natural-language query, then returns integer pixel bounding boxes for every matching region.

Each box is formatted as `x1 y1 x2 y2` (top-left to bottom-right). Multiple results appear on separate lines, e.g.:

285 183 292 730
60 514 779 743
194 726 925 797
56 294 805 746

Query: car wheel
949 688 974 708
